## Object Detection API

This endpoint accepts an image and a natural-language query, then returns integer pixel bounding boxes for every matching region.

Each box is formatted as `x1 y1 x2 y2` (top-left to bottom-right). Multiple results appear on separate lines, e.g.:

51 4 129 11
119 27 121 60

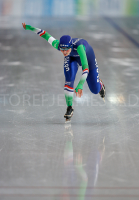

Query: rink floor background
0 17 139 199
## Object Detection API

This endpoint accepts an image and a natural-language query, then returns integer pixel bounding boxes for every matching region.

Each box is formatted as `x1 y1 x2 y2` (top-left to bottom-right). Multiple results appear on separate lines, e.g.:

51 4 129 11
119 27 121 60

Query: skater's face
60 48 72 57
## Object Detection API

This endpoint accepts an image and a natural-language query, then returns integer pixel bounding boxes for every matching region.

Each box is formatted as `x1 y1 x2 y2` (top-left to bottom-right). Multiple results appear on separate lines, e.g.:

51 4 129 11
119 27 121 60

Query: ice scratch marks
87 24 114 40
109 58 139 68
6 84 15 87
112 177 126 182
0 141 7 153
0 43 11 51
0 77 15 87
111 48 130 53
5 35 14 40
107 152 115 158
1 60 21 66
0 77 5 81
87 32 114 41
33 66 46 72
6 110 25 114
109 58 139 77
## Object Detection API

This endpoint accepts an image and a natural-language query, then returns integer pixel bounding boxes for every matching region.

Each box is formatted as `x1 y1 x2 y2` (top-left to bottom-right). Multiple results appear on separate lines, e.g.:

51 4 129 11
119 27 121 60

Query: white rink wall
0 0 139 17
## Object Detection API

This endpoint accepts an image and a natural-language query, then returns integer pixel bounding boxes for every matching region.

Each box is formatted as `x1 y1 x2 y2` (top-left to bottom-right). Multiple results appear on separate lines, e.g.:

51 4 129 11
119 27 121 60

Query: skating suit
25 25 102 106
60 38 101 94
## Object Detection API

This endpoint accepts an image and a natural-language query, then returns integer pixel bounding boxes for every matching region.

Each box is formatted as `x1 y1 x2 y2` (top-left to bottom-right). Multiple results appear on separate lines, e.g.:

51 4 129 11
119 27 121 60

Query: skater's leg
64 56 78 107
86 46 102 94
86 58 102 94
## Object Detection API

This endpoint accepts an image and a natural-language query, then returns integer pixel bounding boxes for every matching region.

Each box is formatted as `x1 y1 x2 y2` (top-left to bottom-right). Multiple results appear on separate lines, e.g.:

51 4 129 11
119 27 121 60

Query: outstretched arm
75 44 89 97
22 22 59 50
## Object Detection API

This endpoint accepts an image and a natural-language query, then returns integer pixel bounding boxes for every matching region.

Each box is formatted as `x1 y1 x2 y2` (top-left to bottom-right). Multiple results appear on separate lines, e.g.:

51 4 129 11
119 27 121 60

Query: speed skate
64 106 74 122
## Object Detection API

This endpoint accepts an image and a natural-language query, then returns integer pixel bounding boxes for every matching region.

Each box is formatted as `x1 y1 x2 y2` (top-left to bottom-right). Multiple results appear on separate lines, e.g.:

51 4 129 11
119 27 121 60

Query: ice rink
0 17 139 199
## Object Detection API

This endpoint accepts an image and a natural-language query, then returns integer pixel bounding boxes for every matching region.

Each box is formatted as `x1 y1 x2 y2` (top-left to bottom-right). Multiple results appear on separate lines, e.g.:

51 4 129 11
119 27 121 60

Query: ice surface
0 17 139 200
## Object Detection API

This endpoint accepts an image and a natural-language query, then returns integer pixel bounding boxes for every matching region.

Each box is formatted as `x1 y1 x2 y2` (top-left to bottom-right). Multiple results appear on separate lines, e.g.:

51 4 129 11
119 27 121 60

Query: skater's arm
75 45 89 92
22 23 59 50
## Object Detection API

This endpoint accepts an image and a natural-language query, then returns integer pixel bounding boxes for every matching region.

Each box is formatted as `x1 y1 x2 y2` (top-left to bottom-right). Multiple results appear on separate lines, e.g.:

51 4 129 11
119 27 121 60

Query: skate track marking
104 17 139 49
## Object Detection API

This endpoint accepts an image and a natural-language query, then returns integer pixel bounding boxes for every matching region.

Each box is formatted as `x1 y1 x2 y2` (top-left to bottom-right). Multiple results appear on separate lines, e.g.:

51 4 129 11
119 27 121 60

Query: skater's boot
64 106 74 120
99 79 106 100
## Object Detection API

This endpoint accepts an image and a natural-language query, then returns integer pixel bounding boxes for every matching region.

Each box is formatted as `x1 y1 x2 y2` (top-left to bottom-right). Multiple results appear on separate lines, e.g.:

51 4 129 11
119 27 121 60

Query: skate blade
103 98 105 102
65 118 71 123
65 112 73 123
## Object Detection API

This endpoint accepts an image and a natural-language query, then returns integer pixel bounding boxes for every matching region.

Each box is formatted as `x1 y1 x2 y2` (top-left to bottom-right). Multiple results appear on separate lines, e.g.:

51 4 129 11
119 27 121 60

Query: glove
75 83 83 92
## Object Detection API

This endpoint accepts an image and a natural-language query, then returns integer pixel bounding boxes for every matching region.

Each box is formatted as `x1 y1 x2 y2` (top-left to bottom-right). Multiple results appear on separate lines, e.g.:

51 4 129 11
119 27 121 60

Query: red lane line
0 186 139 189
0 194 139 197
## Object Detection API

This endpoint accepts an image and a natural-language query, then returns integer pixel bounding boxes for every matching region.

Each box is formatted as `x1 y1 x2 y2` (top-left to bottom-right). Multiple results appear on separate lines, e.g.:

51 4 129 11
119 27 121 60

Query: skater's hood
59 35 73 50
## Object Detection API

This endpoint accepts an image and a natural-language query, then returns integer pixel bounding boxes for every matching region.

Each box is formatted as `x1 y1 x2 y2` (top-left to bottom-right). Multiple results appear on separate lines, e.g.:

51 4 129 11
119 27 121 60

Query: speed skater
22 22 106 121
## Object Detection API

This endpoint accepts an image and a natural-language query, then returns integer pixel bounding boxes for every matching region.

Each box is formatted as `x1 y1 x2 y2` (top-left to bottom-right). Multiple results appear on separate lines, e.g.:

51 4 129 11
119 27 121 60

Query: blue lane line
104 17 139 49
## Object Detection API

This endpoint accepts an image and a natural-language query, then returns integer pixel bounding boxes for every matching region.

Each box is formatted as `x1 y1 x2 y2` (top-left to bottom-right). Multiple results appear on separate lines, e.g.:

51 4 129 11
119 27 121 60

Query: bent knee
92 88 100 94
89 84 100 94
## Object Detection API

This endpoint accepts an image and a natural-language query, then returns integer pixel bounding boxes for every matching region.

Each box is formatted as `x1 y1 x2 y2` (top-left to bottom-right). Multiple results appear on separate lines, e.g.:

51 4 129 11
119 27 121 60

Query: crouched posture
22 23 105 120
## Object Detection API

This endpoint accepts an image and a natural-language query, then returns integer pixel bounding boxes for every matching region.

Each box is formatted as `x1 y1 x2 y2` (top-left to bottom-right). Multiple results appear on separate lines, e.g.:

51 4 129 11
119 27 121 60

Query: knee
92 88 100 94
89 84 100 94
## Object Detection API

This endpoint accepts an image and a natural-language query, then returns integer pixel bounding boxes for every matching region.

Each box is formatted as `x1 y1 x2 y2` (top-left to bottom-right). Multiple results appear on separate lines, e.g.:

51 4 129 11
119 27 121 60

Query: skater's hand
75 89 83 98
22 22 26 30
